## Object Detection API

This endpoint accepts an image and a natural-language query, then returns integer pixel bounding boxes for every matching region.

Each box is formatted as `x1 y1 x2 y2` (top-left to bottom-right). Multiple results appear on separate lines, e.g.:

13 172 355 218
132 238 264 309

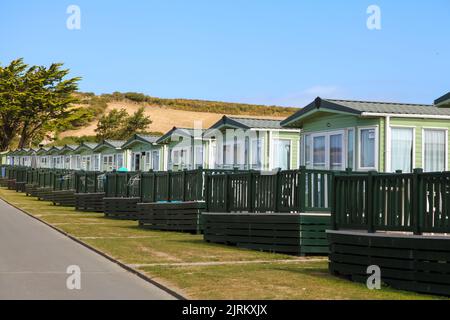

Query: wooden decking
203 213 330 256
328 230 450 296
137 201 205 234
103 197 140 220
74 193 105 212
52 190 76 207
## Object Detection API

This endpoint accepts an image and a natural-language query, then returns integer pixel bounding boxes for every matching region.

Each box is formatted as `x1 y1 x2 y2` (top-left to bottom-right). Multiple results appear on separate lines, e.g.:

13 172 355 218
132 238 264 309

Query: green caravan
281 94 450 173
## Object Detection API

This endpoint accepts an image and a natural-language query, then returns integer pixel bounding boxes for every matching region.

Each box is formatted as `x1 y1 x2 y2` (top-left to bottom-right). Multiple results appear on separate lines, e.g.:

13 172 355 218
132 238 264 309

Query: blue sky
1 1 449 107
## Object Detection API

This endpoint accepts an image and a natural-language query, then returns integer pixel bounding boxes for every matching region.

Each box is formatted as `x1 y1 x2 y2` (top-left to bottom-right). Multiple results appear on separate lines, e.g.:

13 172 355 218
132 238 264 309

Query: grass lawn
0 188 445 300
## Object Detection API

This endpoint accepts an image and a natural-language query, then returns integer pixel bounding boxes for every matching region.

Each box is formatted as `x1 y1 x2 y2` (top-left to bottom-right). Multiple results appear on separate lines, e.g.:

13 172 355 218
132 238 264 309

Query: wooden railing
105 172 140 198
4 166 368 216
332 169 450 235
3 166 28 182
111 169 230 201
75 171 106 194
53 170 76 191
206 167 345 213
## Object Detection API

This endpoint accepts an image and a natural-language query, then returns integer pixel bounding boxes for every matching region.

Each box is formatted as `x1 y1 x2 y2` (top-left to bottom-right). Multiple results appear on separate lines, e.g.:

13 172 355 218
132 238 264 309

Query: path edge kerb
0 197 186 301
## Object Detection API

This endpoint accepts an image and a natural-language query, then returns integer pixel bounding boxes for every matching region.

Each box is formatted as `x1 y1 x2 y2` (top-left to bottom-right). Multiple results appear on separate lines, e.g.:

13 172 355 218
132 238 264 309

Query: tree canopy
95 106 152 140
0 58 81 151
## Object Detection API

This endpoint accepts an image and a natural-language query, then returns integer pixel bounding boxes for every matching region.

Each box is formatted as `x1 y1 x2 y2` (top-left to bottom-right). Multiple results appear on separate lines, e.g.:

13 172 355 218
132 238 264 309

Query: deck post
298 166 306 213
224 172 230 213
204 172 210 212
167 171 172 202
274 168 281 212
331 173 337 230
198 168 204 201
152 172 157 202
114 173 118 197
412 168 423 235
182 169 187 201
248 170 254 213
138 172 143 201
367 171 377 233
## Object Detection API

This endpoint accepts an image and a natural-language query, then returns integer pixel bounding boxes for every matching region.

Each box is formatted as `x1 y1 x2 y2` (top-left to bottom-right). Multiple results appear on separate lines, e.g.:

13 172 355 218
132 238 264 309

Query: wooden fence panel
422 172 450 233
332 170 450 235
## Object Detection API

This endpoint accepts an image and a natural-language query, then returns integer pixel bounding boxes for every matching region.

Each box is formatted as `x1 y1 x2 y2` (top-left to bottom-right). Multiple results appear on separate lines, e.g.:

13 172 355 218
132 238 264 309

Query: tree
122 107 152 136
95 106 152 140
95 108 128 140
0 59 27 151
0 58 81 151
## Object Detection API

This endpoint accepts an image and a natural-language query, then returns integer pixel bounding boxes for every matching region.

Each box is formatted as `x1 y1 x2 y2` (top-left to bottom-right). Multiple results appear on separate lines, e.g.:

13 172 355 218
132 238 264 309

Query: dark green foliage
95 108 128 140
122 106 152 137
99 92 297 117
0 58 81 151
95 106 152 140
49 135 98 146
124 92 147 103
55 108 95 132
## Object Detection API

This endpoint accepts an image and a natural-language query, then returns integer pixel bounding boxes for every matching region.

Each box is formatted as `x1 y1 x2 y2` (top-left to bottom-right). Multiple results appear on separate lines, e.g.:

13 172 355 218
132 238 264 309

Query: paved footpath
0 199 177 300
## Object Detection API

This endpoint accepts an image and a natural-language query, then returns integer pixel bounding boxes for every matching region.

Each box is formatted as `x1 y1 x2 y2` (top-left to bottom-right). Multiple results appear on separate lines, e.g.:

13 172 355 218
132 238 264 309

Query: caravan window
391 127 414 173
423 129 447 172
273 139 291 170
359 127 377 170
152 150 160 171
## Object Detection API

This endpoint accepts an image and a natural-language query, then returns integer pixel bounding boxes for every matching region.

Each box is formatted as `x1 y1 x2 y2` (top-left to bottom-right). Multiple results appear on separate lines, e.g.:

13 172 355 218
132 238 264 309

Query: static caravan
36 147 51 168
156 127 206 171
72 142 99 171
8 150 18 166
11 149 23 166
93 140 126 172
59 145 77 170
14 149 28 167
23 148 38 168
47 146 65 169
204 116 301 171
121 134 163 171
281 96 450 173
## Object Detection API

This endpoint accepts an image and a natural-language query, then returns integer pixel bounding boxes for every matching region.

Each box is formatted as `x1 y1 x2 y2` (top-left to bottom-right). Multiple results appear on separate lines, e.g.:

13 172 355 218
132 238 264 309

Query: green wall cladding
300 111 450 172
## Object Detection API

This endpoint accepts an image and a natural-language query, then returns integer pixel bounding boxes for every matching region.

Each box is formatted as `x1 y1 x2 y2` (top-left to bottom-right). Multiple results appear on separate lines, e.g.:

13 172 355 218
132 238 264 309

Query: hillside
57 92 298 140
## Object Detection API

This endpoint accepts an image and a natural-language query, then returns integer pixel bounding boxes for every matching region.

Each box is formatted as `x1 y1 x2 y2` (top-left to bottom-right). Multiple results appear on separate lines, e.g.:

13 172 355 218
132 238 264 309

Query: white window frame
93 154 101 171
103 154 114 171
145 152 151 171
346 129 355 170
116 153 124 170
271 138 292 170
357 126 379 171
250 136 264 170
223 141 234 167
422 127 448 172
389 126 416 173
302 134 310 167
151 150 160 171
132 152 142 171
194 145 204 168
305 129 346 171
81 155 92 171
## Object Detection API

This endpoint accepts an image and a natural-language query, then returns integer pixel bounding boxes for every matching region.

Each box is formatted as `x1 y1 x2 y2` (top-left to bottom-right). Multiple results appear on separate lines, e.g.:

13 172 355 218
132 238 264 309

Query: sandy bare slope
60 101 286 138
